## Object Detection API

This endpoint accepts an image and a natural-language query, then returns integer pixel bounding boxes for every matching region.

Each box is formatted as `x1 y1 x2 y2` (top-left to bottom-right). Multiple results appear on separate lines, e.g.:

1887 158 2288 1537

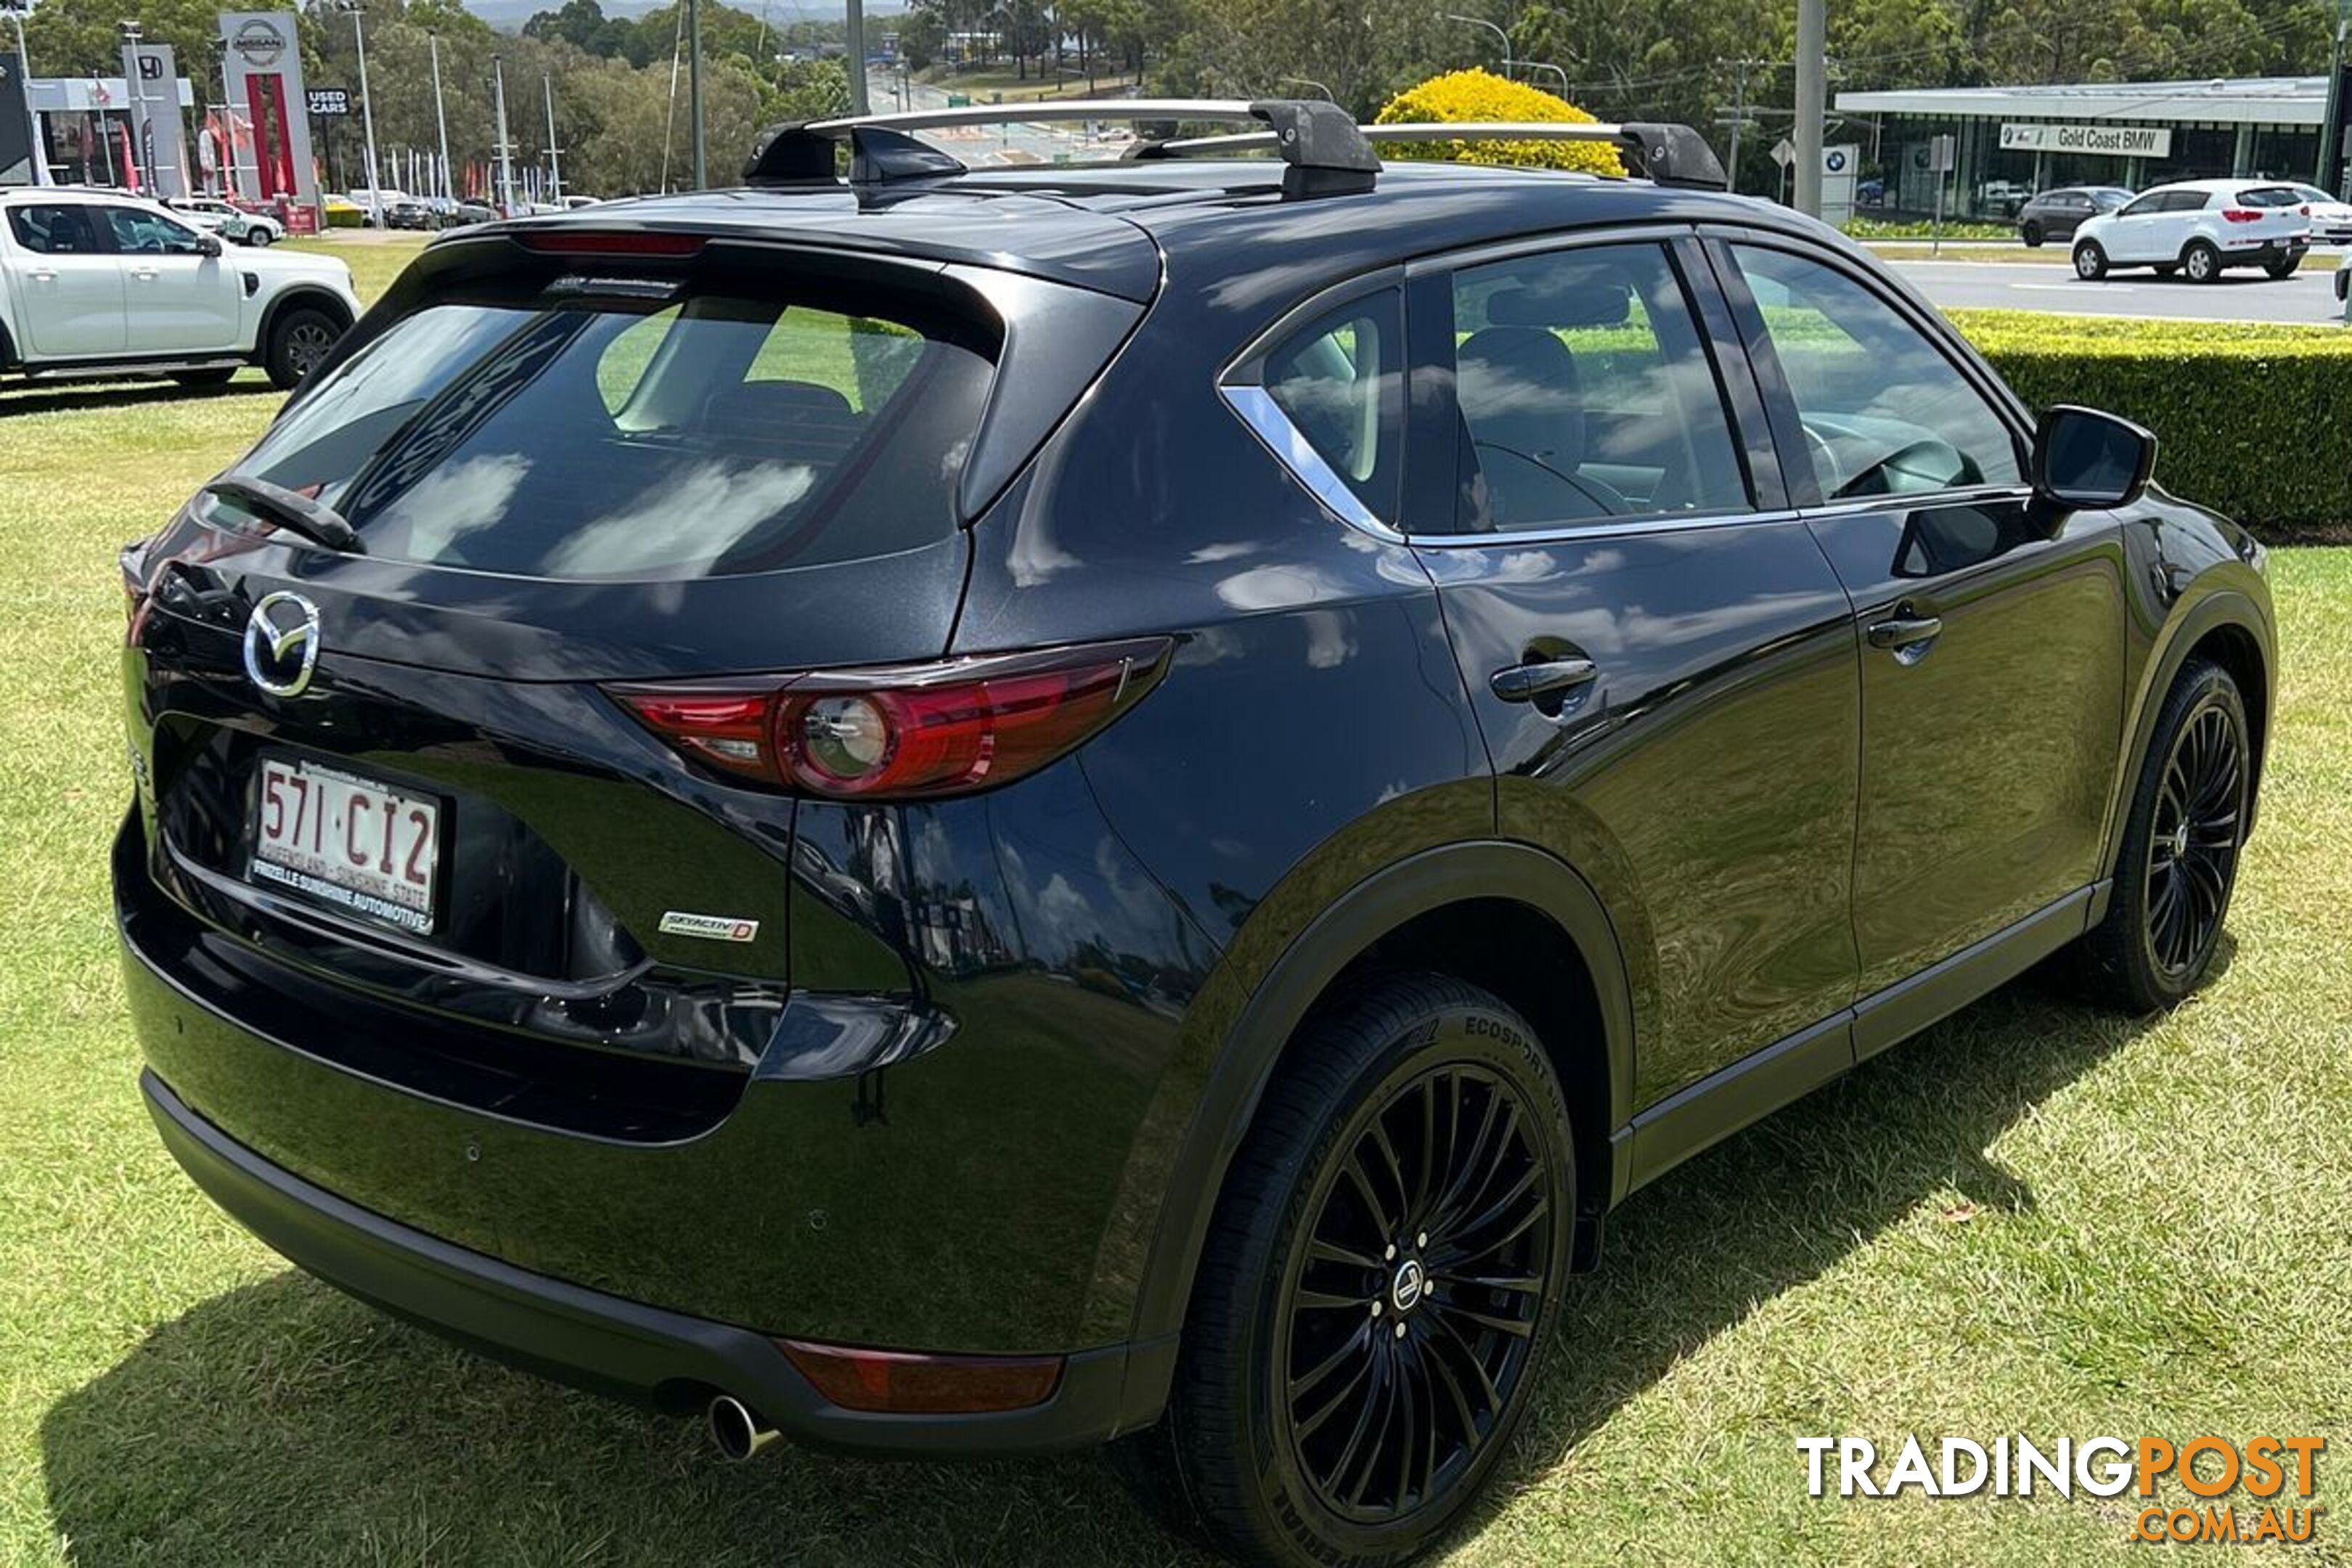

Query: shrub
1951 310 2352 539
1843 216 2015 242
1373 69 1624 178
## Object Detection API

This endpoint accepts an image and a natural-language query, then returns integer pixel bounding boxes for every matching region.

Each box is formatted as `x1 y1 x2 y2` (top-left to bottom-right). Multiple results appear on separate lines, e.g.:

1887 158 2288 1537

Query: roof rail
740 98 1724 195
746 98 1378 196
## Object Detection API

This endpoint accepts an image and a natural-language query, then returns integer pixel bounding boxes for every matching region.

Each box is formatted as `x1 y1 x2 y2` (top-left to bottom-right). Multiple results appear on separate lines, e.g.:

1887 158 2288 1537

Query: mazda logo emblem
243 591 322 698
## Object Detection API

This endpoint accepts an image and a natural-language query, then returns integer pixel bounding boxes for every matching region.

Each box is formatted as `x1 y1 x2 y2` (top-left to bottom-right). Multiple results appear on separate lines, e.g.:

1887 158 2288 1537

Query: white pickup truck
1 187 364 391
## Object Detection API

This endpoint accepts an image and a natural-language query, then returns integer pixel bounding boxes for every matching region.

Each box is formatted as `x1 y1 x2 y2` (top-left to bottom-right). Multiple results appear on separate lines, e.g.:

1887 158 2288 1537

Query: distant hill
462 0 907 30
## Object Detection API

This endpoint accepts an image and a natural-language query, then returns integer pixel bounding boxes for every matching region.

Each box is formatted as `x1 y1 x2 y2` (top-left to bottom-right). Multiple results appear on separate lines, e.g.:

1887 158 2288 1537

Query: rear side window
214 281 995 580
7 204 105 255
1447 242 1749 531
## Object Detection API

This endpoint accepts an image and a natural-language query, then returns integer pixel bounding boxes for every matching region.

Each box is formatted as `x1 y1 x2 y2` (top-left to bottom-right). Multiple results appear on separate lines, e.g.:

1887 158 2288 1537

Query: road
1889 258 2345 324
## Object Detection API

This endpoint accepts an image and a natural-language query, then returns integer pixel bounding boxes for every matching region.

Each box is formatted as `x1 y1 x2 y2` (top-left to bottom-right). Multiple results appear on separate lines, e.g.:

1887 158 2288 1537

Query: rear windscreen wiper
202 476 367 555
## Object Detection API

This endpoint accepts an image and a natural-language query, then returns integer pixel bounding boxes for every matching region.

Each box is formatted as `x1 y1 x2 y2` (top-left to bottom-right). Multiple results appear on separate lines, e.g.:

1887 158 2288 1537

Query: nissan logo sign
232 19 287 68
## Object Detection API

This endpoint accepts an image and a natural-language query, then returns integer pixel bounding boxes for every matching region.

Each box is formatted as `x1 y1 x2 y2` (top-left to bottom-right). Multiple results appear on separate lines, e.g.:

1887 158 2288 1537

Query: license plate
249 757 440 934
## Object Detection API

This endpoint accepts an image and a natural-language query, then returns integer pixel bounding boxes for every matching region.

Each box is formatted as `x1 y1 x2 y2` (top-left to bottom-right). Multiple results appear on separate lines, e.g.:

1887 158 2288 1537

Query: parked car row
163 196 286 247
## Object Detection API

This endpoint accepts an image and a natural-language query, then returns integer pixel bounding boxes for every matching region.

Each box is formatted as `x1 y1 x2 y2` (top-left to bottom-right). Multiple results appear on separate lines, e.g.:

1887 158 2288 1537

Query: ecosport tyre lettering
2073 658 2250 1013
1131 974 1576 1568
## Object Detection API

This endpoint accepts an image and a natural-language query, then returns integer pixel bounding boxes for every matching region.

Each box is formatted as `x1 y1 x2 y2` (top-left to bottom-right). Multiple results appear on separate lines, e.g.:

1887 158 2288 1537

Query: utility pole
1793 0 1824 216
2321 0 2348 197
491 54 516 213
687 0 706 186
542 73 563 203
430 33 452 203
1715 57 1768 197
846 0 869 114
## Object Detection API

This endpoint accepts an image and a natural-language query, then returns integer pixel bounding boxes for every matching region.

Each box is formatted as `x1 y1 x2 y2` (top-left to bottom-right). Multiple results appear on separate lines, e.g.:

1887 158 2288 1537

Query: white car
1 189 363 390
2071 178 2311 282
166 196 285 246
2285 183 2352 243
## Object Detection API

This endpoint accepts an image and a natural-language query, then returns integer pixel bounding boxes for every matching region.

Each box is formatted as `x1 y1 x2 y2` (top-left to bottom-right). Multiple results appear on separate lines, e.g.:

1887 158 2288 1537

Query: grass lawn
2 250 2350 1566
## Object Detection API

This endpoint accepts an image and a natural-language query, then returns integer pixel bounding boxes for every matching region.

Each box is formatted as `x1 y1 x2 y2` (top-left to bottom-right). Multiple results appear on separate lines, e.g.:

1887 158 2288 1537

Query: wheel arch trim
1127 841 1637 1356
254 285 356 359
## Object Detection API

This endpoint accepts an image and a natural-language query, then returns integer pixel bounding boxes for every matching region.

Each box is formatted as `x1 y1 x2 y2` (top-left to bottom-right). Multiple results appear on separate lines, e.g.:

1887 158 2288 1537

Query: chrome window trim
1220 383 1406 542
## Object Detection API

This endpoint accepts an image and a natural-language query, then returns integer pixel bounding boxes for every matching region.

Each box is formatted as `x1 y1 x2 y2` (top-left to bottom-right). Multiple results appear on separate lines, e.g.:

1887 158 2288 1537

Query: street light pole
491 53 516 213
542 73 563 203
1278 75 1336 102
430 33 452 203
1442 12 1515 81
343 1 384 223
846 0 869 115
686 0 706 187
1792 0 1826 216
118 21 154 193
2321 0 2348 197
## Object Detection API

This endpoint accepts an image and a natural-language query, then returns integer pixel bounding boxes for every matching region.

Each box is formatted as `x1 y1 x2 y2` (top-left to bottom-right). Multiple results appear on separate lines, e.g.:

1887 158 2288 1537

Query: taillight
610 638 1172 800
2221 208 2262 224
2300 204 2313 216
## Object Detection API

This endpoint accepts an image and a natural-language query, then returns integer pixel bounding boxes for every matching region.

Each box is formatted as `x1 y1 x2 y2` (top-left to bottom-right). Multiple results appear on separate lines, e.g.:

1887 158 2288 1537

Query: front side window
1730 244 2021 502
209 279 995 580
1254 290 1403 523
6 204 105 255
103 206 205 254
1446 242 1749 531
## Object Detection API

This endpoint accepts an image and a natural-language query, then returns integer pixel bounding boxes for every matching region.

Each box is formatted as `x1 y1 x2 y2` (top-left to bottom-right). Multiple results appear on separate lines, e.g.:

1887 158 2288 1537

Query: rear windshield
211 280 995 579
2235 186 2305 208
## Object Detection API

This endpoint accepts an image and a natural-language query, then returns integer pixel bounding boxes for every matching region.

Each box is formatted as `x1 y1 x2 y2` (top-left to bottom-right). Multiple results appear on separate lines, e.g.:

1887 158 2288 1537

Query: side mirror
195 232 224 258
2032 404 2155 511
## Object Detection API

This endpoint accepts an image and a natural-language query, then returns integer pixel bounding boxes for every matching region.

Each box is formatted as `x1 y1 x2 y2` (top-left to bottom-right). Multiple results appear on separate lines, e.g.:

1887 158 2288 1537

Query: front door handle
1866 613 1943 663
1490 657 1598 703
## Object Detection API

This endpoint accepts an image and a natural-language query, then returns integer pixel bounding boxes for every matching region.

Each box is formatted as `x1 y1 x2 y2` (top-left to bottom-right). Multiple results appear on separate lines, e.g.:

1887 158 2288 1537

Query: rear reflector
610 638 1172 801
777 1339 1063 1413
515 230 707 256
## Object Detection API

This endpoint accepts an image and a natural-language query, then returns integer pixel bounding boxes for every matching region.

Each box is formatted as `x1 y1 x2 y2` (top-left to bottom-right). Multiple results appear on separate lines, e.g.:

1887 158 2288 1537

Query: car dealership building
1834 75 2351 219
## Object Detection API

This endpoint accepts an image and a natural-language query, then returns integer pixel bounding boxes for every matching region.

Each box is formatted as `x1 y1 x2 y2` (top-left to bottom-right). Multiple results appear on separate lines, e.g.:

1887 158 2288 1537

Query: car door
2104 191 2168 261
99 205 242 354
1408 233 1863 1111
1712 237 2126 1050
4 203 126 359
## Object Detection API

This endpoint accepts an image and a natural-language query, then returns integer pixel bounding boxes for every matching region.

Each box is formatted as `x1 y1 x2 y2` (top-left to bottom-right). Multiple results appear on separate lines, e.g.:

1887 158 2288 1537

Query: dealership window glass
1257 290 1404 522
6 204 105 255
1445 242 1748 532
1731 245 2022 501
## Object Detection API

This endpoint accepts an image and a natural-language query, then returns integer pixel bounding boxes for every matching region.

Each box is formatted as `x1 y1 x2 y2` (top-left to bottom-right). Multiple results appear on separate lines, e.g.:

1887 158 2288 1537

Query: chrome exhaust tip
708 1394 779 1462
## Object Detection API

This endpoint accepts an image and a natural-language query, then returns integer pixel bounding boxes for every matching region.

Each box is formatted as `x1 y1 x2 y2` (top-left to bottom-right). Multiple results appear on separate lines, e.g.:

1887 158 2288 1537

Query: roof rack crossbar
1148 120 1728 190
743 98 1724 194
745 98 1378 192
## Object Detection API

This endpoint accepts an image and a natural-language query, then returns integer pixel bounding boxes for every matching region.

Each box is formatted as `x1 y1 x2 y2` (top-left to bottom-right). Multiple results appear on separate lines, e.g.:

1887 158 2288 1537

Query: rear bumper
143 1067 1160 1456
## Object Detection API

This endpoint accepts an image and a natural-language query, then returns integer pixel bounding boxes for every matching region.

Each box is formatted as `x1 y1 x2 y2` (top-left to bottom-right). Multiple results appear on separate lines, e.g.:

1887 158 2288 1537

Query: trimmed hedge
1845 216 2015 242
1951 310 2352 541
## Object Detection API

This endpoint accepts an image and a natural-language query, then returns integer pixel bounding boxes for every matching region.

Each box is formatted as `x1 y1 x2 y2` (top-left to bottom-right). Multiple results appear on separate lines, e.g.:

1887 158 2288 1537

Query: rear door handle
1490 657 1598 703
1866 615 1943 652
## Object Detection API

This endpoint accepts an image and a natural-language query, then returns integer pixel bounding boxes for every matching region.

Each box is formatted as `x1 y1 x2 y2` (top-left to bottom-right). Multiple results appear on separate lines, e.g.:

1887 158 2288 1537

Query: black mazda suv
115 101 2274 1567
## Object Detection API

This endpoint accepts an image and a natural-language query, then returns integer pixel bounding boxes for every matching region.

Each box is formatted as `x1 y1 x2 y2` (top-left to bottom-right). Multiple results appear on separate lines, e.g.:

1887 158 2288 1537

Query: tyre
2182 240 2221 283
171 367 237 390
2073 659 2250 1013
1132 973 1576 1568
264 306 340 390
2264 256 2300 279
243 228 276 247
2020 221 2043 248
2073 241 2108 280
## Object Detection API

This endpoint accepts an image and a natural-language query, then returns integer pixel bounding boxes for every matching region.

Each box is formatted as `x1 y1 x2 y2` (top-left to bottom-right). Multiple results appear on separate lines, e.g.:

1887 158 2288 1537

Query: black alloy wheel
2142 698 2246 981
1277 1061 1552 1523
2075 659 2250 1012
1131 974 1575 1568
